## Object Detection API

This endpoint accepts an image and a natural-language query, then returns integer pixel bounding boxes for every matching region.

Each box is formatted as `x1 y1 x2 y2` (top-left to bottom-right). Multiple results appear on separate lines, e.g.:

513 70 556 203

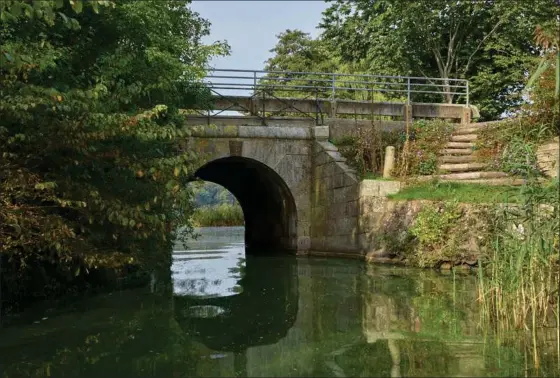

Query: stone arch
194 156 298 253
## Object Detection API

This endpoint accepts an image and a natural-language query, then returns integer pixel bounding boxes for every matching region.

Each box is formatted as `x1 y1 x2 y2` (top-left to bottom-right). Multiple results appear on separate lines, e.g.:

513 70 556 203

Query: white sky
191 1 329 70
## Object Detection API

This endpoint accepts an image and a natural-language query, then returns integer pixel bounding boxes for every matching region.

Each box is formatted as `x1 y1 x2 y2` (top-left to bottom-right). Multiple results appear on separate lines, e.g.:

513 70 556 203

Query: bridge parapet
200 95 471 121
202 68 469 105
188 68 474 128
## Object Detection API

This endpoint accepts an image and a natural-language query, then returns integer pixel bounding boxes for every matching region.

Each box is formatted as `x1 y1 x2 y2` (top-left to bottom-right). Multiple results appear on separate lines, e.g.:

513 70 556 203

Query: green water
0 227 558 377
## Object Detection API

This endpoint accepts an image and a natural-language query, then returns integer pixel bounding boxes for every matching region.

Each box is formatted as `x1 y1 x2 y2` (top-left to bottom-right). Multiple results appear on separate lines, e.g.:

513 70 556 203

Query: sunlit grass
388 181 522 203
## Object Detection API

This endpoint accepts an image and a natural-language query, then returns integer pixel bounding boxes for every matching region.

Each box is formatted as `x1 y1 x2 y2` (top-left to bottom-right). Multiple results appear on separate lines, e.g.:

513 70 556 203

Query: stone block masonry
309 141 360 254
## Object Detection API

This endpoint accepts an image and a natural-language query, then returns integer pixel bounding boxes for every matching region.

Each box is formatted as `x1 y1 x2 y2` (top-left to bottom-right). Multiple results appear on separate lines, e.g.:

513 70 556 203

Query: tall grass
192 204 244 227
477 178 559 370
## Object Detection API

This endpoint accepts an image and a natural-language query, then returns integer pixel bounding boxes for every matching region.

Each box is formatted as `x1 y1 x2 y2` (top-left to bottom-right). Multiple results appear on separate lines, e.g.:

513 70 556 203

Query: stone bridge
186 94 475 256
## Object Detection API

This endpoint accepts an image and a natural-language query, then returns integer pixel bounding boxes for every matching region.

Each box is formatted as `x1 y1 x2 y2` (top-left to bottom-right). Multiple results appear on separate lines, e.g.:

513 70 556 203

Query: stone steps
420 171 509 181
438 155 476 163
438 163 487 172
450 134 477 142
453 127 481 135
456 122 494 130
440 148 473 155
446 142 474 149
421 121 519 186
441 178 527 186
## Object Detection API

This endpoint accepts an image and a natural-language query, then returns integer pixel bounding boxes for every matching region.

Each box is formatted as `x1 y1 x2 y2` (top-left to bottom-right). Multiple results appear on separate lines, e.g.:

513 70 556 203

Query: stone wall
187 127 315 251
536 137 559 178
358 180 487 268
357 180 403 255
309 141 361 254
327 119 406 142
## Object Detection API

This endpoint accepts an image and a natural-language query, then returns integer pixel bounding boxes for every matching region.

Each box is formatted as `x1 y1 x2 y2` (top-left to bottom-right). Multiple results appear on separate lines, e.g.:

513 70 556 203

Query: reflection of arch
195 157 298 253
173 255 298 352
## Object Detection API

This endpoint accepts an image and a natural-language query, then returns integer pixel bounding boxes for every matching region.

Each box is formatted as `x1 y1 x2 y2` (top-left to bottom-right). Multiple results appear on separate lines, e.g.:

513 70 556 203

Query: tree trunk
443 79 453 104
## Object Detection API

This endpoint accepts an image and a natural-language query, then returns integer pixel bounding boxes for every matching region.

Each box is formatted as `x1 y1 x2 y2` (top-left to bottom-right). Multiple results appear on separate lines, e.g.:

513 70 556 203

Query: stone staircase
419 122 526 186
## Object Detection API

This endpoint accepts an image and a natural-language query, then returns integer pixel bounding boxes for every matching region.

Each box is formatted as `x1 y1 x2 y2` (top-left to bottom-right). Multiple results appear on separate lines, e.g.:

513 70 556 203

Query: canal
0 227 558 377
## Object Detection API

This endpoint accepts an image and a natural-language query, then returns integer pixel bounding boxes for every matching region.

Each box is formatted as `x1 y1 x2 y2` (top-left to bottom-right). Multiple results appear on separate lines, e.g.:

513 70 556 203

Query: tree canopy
264 0 558 120
0 0 228 304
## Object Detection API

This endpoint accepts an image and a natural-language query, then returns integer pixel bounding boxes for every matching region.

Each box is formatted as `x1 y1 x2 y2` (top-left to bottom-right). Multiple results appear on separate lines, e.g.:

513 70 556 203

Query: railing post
407 77 411 104
253 71 257 90
466 81 469 107
330 74 337 119
315 87 319 126
261 88 266 126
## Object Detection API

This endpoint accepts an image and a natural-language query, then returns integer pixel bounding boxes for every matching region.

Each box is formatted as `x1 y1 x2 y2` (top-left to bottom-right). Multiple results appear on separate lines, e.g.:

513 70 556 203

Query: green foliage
389 182 521 204
265 29 337 74
409 202 461 265
261 29 395 103
476 119 555 177
474 24 558 179
191 181 237 207
192 204 244 227
320 0 557 120
0 0 228 305
396 120 455 177
474 36 560 366
334 127 405 177
478 179 560 363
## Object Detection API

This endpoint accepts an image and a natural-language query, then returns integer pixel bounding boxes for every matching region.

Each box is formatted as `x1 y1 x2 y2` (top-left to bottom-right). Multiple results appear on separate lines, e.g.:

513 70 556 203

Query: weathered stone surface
327 119 406 142
312 126 329 140
334 217 359 235
359 181 380 197
316 141 339 152
238 125 311 139
378 181 403 196
359 198 490 267
326 150 347 162
188 124 239 138
309 140 362 253
333 173 346 188
383 146 395 178
186 101 485 262
314 152 329 167
346 200 359 217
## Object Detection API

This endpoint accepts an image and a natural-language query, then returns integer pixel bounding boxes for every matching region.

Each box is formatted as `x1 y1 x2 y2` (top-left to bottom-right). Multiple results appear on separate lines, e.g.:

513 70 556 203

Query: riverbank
192 204 244 227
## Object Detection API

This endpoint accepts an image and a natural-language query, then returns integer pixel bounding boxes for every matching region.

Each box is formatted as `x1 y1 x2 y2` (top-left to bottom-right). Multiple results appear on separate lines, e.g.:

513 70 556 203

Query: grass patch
388 181 522 204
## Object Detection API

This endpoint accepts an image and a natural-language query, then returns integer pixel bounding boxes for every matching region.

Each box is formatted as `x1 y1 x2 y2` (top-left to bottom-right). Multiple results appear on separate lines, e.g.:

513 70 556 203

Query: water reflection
174 254 299 352
0 227 557 377
172 226 245 297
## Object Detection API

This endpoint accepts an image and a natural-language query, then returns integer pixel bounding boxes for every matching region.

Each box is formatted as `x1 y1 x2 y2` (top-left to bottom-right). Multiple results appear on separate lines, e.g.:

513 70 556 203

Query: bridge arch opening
194 156 297 254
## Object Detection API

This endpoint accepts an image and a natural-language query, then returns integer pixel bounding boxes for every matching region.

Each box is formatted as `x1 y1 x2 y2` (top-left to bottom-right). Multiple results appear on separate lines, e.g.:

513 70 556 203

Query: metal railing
203 68 469 106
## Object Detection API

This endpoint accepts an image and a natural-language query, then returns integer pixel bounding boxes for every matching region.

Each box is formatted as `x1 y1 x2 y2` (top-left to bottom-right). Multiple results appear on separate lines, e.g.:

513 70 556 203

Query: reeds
192 204 244 227
477 179 560 370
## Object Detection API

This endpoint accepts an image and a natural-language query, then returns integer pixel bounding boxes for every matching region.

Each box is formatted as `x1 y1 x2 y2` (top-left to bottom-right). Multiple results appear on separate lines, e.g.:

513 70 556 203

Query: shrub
408 201 462 267
396 119 455 177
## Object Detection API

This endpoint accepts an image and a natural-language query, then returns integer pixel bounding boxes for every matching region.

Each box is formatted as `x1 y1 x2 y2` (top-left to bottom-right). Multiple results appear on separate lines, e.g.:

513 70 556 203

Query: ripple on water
172 227 246 298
